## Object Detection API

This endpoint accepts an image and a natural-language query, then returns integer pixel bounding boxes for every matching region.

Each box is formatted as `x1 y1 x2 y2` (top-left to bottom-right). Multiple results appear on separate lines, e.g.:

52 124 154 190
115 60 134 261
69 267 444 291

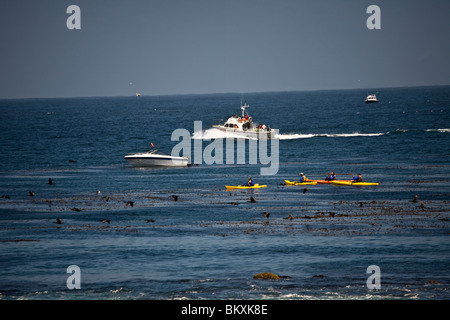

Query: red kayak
306 179 353 184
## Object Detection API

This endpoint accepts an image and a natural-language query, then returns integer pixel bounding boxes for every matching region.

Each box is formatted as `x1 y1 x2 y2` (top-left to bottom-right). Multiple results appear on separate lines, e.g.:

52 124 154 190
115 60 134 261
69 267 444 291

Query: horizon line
1 84 449 101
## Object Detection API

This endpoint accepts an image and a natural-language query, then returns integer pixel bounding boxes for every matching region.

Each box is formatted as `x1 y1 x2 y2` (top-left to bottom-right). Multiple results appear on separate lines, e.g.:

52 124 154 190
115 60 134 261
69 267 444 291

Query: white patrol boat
212 104 275 139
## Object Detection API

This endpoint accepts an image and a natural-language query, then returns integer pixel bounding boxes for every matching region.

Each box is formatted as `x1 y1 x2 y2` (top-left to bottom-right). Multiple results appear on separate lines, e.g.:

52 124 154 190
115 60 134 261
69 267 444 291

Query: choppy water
0 86 449 300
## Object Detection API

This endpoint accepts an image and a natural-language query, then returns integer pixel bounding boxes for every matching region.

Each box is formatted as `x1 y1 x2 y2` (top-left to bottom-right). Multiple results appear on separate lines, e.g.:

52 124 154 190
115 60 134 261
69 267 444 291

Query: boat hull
212 125 274 139
331 181 379 186
124 154 189 167
284 180 317 186
225 184 267 190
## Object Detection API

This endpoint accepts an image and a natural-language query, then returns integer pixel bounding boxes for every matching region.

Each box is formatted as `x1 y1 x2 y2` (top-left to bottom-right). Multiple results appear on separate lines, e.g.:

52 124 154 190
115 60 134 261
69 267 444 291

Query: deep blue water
0 86 449 300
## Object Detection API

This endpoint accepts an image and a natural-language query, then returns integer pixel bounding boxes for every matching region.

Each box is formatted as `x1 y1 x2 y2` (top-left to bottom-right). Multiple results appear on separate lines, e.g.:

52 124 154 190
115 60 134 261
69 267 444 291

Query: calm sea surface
0 86 449 300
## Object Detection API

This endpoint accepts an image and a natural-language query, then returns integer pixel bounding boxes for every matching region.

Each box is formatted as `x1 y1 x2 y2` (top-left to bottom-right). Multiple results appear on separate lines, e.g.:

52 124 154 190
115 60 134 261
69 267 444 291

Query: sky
0 0 449 99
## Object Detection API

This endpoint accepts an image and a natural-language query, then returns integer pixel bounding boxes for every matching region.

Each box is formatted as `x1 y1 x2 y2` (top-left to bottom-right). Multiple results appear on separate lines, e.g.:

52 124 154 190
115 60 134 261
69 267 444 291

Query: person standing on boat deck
244 177 255 186
352 173 362 182
299 173 307 183
325 172 336 181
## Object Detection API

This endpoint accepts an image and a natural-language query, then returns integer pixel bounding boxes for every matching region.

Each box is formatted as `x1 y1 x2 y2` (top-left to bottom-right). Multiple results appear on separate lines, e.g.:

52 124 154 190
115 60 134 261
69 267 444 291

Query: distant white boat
365 94 379 103
124 149 189 167
136 93 141 97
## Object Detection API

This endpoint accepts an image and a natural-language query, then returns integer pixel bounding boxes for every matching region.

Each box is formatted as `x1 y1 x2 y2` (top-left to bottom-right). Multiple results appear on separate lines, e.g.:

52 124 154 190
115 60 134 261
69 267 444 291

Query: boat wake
426 128 450 133
275 132 385 140
192 129 386 140
191 128 450 140
272 128 450 139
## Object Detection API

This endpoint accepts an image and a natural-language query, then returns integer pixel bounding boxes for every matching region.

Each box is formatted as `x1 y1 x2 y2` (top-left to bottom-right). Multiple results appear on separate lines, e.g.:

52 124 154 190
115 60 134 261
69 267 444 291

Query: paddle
349 171 355 184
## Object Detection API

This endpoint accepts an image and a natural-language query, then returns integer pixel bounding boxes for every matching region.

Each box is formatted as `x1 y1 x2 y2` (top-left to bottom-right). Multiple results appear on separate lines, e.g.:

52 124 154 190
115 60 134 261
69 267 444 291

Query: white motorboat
124 149 189 167
365 94 379 103
212 104 276 139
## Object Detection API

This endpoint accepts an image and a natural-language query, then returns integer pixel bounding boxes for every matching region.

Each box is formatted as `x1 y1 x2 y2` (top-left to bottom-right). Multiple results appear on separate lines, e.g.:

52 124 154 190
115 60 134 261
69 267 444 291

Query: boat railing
125 149 159 156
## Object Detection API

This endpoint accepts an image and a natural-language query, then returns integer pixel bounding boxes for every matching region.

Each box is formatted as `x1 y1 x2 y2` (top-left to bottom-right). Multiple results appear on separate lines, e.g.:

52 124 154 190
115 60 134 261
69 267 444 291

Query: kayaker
352 173 362 182
244 177 255 186
299 173 307 183
325 172 336 181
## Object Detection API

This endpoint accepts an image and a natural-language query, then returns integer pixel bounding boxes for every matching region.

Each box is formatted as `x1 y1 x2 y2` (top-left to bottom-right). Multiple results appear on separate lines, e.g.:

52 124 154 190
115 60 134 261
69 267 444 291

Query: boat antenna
241 104 249 118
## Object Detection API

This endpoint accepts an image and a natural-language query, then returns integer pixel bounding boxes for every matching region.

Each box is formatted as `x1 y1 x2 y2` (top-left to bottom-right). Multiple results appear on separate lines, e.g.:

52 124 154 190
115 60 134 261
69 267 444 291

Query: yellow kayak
331 181 379 186
225 184 267 190
284 180 318 186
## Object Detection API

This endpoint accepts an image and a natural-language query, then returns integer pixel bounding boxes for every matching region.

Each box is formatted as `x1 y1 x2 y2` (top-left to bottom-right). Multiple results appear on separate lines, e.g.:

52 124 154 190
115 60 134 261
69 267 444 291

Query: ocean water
0 86 449 300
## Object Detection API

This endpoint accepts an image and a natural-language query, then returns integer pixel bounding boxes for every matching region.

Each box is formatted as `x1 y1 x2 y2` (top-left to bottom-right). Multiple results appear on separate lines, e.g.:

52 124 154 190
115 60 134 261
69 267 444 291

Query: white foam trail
274 133 315 140
426 128 450 133
320 133 384 137
274 132 385 140
192 129 385 141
